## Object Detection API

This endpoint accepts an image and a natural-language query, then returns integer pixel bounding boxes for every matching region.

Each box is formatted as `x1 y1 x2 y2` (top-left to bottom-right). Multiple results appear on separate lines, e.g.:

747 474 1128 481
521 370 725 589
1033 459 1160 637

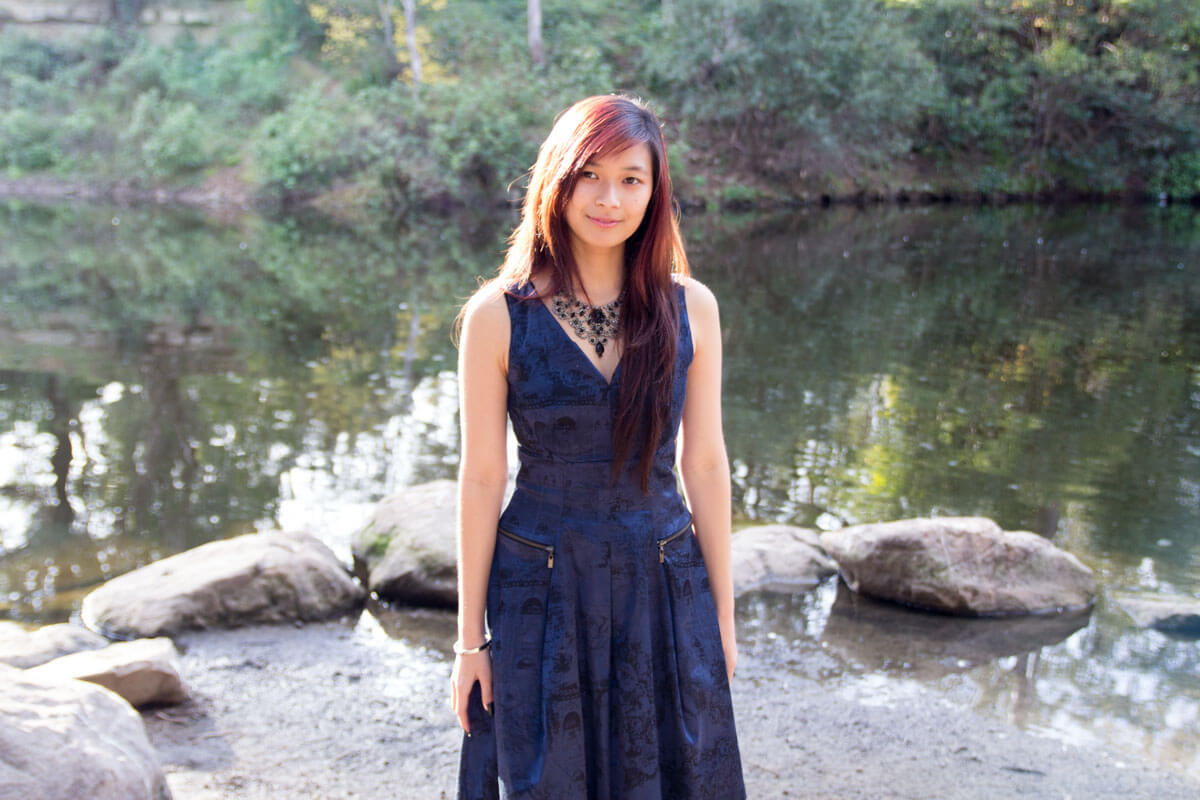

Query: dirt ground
141 606 1199 800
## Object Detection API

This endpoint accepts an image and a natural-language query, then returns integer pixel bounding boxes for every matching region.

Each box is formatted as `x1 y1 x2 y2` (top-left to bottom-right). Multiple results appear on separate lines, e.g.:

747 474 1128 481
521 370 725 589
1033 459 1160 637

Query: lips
587 215 621 228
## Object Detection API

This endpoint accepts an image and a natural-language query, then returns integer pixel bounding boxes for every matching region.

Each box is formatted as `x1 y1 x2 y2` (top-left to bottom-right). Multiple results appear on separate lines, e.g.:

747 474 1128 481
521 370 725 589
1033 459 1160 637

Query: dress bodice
495 280 694 541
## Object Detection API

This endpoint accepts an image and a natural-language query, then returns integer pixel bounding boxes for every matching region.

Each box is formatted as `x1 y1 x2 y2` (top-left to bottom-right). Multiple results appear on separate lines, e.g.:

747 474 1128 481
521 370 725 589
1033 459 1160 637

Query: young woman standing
452 94 746 799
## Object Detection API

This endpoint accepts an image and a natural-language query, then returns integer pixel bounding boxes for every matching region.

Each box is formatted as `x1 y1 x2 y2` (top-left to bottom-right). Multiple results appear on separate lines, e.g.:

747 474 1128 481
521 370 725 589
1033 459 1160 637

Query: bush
903 0 1200 194
0 108 61 170
142 102 214 175
251 85 363 194
643 0 938 190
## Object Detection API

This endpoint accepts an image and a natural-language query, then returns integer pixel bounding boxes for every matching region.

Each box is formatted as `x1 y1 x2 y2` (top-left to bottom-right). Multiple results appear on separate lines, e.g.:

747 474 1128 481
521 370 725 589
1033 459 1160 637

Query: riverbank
5 172 1198 225
141 608 1199 799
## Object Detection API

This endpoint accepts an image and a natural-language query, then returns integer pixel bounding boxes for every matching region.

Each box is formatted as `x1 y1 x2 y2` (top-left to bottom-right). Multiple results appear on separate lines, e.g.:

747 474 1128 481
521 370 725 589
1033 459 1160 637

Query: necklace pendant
595 341 605 357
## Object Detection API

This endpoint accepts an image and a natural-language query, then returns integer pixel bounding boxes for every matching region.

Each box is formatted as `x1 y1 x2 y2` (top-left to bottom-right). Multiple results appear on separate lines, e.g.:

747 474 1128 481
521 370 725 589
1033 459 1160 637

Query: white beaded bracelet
453 638 492 655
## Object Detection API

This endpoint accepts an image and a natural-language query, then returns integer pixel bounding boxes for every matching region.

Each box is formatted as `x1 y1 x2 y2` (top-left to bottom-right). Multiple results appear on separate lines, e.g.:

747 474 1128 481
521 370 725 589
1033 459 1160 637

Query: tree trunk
528 0 544 67
376 0 402 82
402 0 423 85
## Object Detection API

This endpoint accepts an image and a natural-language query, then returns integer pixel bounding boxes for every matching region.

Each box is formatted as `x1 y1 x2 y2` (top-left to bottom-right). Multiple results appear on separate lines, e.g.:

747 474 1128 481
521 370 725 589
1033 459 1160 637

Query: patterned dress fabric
457 280 746 800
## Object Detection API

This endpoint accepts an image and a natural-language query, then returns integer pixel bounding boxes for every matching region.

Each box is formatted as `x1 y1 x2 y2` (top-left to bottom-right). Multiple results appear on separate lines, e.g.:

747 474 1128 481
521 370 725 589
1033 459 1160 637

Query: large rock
0 664 172 800
731 524 837 596
81 530 366 638
819 517 1096 616
1115 593 1200 637
27 637 188 708
351 480 458 607
0 621 108 668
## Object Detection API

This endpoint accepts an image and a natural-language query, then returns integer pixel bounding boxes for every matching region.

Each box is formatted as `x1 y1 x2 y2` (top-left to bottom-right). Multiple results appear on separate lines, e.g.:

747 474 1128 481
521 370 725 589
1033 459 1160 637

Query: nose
595 180 620 208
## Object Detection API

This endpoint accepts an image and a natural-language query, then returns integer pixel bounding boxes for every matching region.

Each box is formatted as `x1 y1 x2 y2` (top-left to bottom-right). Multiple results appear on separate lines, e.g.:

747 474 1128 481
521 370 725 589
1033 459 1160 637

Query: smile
587 215 621 228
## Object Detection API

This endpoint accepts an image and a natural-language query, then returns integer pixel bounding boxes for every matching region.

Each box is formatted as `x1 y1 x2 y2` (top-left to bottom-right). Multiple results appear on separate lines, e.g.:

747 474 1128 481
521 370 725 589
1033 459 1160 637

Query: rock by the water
731 524 837 596
1115 593 1200 637
819 517 1096 616
27 637 188 708
0 664 172 800
81 530 365 638
0 621 109 668
351 480 458 607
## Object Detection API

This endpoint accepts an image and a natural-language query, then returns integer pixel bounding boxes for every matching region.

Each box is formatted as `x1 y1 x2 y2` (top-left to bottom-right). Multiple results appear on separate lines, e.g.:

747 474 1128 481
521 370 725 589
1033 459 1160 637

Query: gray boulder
1115 593 1200 636
351 480 458 607
0 621 109 668
0 664 172 800
27 637 188 708
81 530 365 638
819 517 1095 616
731 524 837 596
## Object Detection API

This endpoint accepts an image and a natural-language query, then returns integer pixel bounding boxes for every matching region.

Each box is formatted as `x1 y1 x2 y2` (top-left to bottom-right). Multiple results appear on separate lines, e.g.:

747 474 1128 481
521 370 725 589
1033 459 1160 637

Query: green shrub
142 102 213 175
1160 152 1200 199
251 85 362 194
903 0 1200 194
643 0 938 190
0 108 61 170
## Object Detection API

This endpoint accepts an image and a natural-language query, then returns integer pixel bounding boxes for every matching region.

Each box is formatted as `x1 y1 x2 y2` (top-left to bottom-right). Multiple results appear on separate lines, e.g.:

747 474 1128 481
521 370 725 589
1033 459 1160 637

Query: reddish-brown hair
497 94 690 492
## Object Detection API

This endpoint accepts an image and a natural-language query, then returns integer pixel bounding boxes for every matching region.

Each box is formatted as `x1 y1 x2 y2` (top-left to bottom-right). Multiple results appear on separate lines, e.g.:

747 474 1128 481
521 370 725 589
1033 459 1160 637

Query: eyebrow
584 161 649 173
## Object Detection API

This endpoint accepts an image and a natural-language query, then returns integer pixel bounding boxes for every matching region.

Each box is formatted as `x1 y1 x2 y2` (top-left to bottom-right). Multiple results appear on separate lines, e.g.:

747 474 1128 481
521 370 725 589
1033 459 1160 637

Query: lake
1 199 1197 779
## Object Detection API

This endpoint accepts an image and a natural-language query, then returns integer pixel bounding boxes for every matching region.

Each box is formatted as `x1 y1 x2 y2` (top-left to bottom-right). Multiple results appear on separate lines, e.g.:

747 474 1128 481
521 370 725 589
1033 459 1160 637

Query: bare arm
451 282 510 732
677 276 738 679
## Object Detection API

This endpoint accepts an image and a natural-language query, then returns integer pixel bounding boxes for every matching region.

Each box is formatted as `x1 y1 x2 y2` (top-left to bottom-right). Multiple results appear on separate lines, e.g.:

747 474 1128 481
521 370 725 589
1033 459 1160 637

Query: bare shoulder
461 279 511 335
676 274 720 322
459 279 512 377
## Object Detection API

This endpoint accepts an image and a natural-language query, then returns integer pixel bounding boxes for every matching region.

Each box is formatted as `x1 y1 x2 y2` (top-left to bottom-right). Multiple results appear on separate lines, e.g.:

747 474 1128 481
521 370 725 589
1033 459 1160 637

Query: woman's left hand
719 614 737 683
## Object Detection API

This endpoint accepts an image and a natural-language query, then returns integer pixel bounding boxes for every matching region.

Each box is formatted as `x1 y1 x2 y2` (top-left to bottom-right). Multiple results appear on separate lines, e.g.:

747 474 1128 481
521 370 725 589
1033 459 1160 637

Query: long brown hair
496 94 689 492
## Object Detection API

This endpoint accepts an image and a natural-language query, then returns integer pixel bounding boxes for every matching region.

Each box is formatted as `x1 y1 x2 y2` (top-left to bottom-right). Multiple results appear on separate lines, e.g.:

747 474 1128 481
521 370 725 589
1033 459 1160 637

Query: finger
450 678 458 712
457 680 474 734
480 671 494 713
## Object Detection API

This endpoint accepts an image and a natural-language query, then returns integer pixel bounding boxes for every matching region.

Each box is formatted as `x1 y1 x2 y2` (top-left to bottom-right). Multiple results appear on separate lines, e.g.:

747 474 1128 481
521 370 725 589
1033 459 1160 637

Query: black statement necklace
550 286 624 357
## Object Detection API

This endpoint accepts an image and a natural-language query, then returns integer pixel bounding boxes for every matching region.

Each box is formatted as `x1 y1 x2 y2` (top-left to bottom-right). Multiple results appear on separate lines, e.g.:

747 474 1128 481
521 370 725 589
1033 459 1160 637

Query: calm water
1 200 1197 777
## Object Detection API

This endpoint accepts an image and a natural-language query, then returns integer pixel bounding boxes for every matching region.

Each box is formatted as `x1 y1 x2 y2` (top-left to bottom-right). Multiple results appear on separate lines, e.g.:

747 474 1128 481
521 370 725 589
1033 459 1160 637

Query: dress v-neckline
529 289 622 388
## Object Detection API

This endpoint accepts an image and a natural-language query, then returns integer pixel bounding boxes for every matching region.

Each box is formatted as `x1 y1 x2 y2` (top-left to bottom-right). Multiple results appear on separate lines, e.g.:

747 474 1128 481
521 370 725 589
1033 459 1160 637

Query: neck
568 241 625 305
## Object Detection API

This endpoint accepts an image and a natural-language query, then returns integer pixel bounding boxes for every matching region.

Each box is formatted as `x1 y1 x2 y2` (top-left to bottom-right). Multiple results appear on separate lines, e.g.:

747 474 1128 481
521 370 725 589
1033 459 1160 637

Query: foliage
1 0 1200 200
251 84 365 194
121 91 216 175
643 0 939 190
900 0 1200 195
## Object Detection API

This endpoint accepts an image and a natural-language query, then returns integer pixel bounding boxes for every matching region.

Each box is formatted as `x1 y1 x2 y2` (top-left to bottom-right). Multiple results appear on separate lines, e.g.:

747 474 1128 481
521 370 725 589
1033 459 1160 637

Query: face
563 141 654 261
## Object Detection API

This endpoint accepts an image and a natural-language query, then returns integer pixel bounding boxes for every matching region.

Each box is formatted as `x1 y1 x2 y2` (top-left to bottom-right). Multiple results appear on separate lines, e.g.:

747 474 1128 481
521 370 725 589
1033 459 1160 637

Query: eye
623 176 643 185
580 170 598 180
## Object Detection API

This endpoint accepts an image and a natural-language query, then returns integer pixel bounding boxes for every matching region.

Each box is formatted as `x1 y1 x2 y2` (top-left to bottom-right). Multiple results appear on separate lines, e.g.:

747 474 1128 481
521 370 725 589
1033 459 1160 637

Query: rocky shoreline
5 498 1199 798
4 174 1193 221
142 613 1199 799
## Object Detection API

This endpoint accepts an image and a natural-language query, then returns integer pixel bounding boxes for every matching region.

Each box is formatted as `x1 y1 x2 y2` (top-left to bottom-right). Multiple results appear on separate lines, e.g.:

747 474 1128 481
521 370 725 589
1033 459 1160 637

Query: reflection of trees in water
45 375 76 522
0 202 512 620
695 206 1200 565
740 580 1200 772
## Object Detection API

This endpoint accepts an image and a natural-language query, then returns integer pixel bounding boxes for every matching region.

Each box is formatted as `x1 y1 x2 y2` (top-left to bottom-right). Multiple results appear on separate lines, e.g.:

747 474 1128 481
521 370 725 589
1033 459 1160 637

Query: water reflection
0 198 1197 778
818 582 1091 676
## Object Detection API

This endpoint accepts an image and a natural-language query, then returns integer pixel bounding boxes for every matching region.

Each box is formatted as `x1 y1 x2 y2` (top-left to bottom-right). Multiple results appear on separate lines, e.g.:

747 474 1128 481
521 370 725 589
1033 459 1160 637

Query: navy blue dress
457 280 746 800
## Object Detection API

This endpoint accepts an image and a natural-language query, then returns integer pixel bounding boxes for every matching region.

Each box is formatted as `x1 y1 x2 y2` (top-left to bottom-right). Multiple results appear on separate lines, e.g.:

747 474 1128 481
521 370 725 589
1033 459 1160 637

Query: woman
452 94 745 800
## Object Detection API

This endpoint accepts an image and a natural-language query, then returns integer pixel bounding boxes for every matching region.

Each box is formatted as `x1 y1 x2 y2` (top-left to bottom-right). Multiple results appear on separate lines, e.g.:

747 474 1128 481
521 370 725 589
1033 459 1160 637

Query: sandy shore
141 606 1198 799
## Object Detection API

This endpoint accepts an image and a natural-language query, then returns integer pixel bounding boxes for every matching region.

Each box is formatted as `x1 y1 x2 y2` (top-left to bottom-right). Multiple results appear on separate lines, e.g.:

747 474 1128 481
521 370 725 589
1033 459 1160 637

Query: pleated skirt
457 517 746 800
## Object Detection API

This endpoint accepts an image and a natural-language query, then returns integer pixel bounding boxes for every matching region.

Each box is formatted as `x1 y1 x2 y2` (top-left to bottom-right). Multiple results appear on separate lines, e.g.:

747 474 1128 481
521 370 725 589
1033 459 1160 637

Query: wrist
453 637 492 655
458 619 486 643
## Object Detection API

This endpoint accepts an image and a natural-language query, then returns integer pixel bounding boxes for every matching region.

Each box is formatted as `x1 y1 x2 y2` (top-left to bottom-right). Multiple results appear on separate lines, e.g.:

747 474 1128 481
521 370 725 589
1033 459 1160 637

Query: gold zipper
497 526 555 569
657 518 694 563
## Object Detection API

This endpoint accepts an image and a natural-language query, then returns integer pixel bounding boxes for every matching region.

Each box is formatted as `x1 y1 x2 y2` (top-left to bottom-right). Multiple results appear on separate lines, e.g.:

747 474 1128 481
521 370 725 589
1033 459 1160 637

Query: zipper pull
547 549 555 569
659 541 665 563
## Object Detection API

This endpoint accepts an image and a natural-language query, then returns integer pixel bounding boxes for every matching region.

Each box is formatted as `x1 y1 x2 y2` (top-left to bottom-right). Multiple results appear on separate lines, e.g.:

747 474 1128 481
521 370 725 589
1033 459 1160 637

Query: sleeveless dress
457 280 746 800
